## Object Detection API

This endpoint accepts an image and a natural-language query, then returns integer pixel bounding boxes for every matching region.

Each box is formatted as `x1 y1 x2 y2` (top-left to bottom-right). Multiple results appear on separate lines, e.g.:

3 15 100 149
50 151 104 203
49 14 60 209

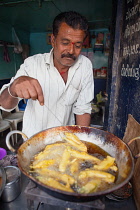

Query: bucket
1 166 21 202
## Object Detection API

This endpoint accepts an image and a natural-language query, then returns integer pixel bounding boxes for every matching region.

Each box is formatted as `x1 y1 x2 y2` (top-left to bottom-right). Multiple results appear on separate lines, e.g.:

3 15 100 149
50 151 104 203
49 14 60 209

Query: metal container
1 166 21 202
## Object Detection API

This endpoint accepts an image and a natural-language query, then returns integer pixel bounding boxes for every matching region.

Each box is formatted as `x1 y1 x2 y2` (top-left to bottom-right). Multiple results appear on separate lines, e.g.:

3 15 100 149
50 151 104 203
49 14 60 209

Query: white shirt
0 49 94 138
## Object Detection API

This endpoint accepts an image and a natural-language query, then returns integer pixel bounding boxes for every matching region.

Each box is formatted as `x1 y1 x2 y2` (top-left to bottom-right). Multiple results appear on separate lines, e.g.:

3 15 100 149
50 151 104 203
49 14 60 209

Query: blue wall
30 32 52 56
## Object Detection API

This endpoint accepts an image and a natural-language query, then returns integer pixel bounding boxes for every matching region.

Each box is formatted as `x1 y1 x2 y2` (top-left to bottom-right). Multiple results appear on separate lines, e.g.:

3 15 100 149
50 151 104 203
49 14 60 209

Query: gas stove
25 180 105 210
24 180 135 210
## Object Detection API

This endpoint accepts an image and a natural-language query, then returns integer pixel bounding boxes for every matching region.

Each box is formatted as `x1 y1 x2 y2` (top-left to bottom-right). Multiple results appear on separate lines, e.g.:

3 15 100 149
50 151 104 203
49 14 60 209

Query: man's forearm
0 87 18 109
76 113 91 126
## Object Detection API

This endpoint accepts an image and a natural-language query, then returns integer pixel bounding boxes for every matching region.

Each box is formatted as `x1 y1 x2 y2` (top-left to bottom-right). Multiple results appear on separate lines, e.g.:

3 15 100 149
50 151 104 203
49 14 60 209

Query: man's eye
62 42 69 45
75 44 82 49
75 43 83 48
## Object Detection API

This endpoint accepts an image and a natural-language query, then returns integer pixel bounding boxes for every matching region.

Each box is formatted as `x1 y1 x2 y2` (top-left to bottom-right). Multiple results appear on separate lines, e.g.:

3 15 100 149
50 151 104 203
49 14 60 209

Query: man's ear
51 34 55 47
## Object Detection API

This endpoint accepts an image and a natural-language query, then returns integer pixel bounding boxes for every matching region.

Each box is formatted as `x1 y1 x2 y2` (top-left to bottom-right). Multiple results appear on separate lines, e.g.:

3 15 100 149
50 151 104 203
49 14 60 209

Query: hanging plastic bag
12 27 23 54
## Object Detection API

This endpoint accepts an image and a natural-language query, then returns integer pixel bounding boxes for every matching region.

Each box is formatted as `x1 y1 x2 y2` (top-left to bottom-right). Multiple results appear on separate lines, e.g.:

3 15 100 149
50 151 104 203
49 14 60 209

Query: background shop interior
0 1 140 210
0 0 113 130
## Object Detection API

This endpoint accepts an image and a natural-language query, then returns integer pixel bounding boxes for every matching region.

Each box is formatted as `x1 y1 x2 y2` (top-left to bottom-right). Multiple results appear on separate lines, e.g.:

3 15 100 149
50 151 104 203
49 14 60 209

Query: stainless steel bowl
1 166 21 202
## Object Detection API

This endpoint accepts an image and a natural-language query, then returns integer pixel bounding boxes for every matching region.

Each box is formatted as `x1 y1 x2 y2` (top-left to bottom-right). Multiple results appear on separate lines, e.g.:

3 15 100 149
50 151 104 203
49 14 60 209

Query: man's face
51 22 86 68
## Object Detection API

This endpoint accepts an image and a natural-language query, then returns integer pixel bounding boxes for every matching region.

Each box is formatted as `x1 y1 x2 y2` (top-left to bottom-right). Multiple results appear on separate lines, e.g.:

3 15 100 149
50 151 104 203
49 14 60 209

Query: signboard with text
108 0 140 138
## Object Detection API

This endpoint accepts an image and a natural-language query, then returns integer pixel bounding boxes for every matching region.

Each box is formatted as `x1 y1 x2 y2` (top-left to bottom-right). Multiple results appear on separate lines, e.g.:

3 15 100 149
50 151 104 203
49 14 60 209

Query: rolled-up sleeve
73 59 94 115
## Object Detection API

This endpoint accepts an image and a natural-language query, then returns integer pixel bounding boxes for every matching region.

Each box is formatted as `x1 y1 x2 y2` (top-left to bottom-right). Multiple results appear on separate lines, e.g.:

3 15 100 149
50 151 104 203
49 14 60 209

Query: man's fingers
34 82 44 105
38 94 44 106
17 88 30 99
11 76 44 105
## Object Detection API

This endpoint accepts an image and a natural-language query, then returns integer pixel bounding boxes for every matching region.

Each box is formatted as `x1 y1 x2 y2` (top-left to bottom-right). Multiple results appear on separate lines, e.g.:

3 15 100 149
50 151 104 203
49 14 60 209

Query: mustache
61 53 76 60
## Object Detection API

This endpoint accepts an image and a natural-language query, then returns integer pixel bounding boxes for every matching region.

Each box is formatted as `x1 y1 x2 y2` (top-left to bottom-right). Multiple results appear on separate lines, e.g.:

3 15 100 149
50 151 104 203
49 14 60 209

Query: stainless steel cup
1 166 21 202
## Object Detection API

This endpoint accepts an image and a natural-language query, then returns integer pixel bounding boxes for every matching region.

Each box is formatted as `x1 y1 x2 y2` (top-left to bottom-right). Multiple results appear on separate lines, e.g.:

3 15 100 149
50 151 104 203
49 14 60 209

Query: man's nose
68 42 75 54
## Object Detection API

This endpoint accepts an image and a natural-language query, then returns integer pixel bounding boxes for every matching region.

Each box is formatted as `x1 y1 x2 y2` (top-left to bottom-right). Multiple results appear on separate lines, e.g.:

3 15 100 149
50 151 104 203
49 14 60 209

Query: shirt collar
45 48 53 65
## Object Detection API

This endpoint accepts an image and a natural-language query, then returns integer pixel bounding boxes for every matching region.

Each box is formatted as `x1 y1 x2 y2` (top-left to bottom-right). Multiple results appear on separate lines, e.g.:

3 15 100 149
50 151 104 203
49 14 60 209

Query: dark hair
52 11 89 38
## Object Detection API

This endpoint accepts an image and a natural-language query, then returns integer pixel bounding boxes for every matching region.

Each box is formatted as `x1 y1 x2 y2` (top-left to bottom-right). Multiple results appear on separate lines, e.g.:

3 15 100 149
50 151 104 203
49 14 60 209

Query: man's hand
10 76 44 105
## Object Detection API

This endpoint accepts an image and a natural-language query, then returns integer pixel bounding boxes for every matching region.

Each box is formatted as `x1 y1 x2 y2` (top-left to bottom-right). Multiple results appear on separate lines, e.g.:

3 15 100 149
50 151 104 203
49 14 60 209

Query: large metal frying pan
6 126 134 200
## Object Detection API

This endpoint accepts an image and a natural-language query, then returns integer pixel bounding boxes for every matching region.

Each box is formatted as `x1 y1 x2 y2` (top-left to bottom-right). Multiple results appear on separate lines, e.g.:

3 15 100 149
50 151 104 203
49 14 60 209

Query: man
0 11 94 138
